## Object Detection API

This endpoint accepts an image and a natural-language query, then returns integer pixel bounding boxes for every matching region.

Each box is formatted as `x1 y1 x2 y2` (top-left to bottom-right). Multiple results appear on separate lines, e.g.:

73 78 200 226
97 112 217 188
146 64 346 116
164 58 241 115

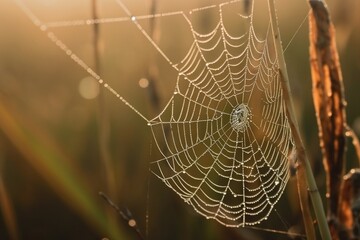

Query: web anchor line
14 0 150 123
15 0 304 235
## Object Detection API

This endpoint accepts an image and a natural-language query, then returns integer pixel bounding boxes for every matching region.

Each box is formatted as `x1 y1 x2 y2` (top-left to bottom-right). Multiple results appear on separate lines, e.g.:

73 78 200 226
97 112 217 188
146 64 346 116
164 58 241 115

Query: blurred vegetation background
0 0 359 239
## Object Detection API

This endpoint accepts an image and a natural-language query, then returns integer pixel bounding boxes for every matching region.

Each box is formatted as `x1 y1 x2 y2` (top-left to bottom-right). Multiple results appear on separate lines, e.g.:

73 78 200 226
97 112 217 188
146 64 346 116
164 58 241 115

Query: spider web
15 0 295 228
147 4 294 227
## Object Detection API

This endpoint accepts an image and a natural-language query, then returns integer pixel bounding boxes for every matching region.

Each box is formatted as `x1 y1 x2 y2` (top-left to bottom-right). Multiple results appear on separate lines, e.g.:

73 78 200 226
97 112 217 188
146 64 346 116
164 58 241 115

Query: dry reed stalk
308 0 359 239
309 0 347 221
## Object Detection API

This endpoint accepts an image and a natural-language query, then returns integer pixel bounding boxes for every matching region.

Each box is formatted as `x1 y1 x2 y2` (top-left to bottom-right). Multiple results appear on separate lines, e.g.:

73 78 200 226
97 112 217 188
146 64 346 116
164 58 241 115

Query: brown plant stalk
146 0 161 111
308 0 350 239
91 0 117 201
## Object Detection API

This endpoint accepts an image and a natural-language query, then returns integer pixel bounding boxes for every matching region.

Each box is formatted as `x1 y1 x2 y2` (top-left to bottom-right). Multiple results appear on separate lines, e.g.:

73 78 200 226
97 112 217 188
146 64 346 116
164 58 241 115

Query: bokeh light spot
128 219 136 227
138 78 149 88
79 76 99 100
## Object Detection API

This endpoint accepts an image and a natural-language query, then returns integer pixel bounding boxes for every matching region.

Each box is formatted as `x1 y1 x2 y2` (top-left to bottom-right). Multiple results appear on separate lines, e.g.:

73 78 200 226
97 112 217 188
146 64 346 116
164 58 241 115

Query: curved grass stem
268 0 331 239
